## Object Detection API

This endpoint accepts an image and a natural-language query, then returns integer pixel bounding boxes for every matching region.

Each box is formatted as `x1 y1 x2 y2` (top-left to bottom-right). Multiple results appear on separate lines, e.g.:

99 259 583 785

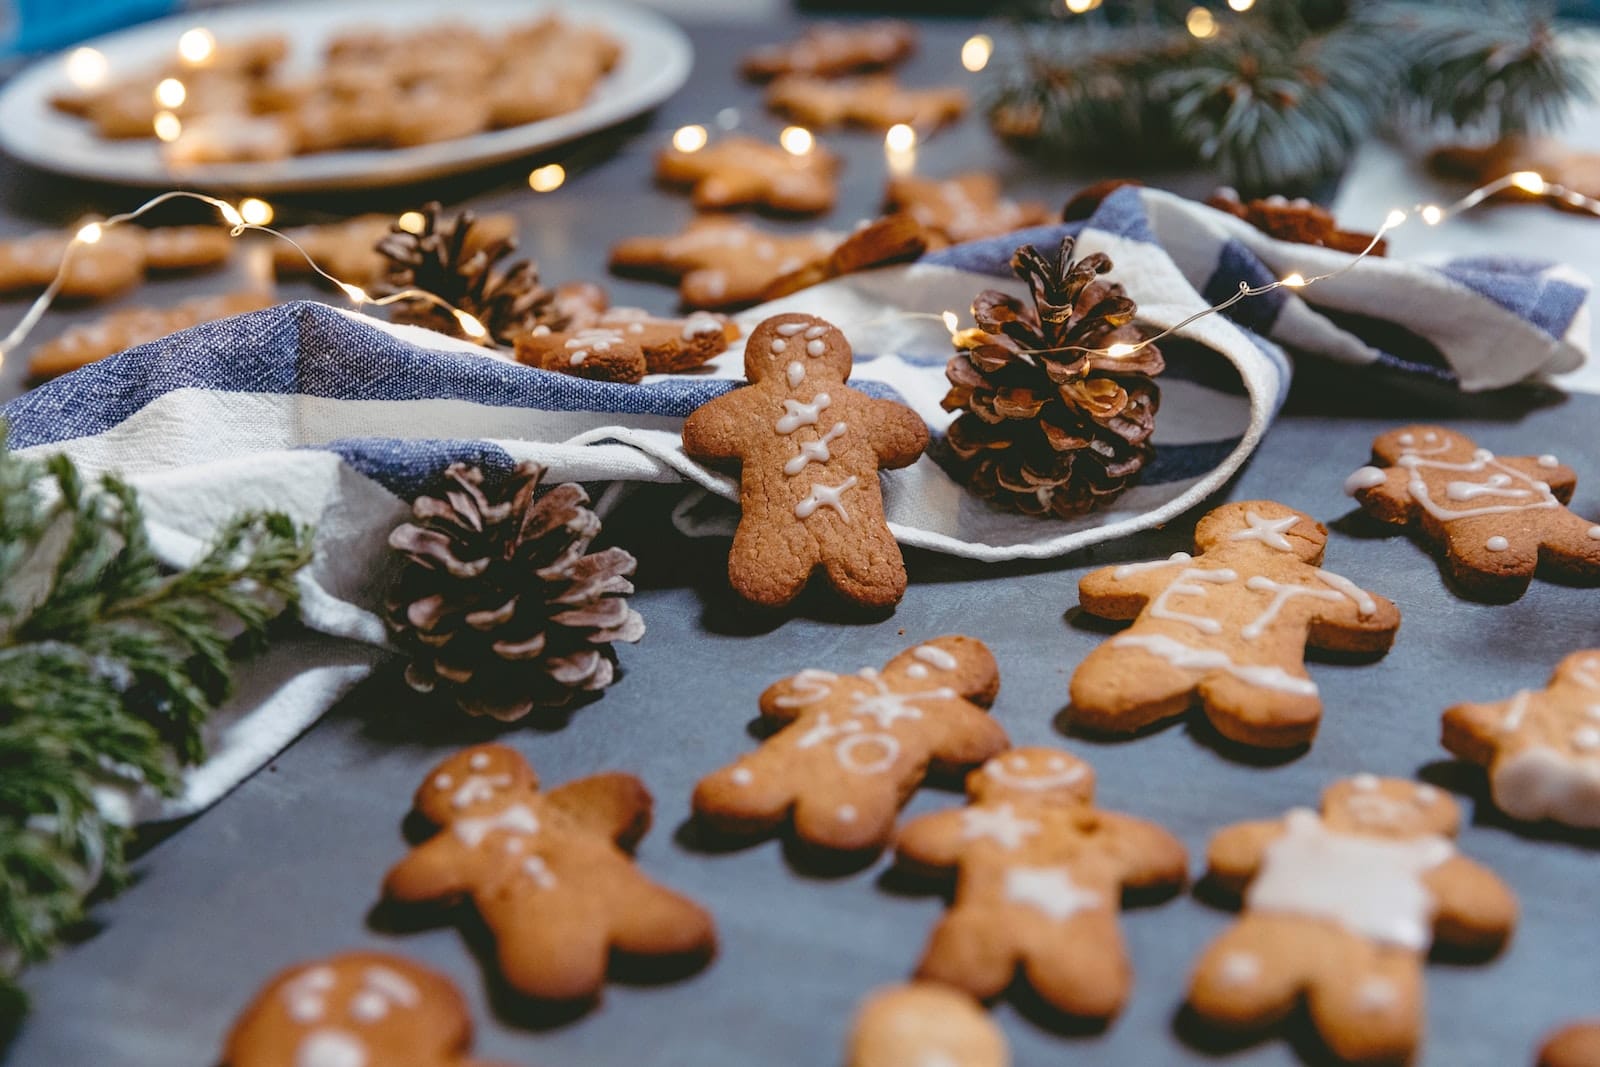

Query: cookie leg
608 875 718 961
1187 917 1309 1031
1440 521 1537 600
1539 513 1600 583
1020 910 1131 1019
791 780 899 852
1198 672 1321 749
1068 642 1199 735
693 754 798 837
1305 949 1423 1065
727 521 816 608
821 528 908 609
494 912 610 1001
915 909 1018 1001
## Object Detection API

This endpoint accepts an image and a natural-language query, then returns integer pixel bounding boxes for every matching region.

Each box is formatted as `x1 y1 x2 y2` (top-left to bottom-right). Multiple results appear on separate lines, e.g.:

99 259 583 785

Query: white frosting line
1491 745 1600 828
1113 551 1192 580
786 360 804 386
1230 511 1299 551
806 338 826 356
1241 576 1342 641
1486 536 1510 552
1004 865 1101 921
1146 567 1238 635
774 321 809 336
960 803 1040 849
1344 466 1388 495
912 645 959 670
776 392 831 434
783 422 845 476
772 668 838 708
453 802 539 848
1112 633 1318 696
795 475 858 521
1398 446 1560 522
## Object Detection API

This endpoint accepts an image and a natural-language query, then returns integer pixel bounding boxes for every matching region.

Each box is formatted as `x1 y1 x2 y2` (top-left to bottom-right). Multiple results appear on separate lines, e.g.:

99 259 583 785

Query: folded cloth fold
4 184 1587 819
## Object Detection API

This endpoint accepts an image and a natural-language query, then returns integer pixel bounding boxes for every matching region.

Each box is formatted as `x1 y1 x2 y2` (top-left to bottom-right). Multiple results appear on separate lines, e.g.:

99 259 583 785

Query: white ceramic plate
0 0 692 191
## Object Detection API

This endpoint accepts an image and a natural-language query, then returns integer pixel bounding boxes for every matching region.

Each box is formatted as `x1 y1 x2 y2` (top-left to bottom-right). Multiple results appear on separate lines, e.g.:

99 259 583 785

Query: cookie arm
862 395 929 470
383 836 473 903
545 773 654 851
1346 466 1417 525
927 703 1011 773
892 808 969 878
758 670 838 724
1100 812 1189 895
1077 562 1164 621
1304 583 1402 655
1203 818 1285 897
1440 698 1510 767
681 391 749 462
1498 455 1577 503
1427 856 1518 954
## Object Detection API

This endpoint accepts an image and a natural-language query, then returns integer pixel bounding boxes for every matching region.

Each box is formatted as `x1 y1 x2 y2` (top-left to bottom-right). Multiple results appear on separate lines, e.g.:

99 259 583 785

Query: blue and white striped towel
4 184 1588 818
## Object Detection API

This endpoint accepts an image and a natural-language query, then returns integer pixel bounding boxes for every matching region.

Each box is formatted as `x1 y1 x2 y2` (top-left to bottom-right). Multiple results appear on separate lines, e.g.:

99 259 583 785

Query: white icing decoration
1230 511 1299 551
786 361 804 386
1218 951 1261 985
1314 569 1378 616
282 966 336 1024
906 663 929 679
682 312 722 338
1446 474 1529 502
836 733 900 774
1357 977 1397 1012
433 773 453 790
469 753 490 770
775 321 809 336
806 338 826 356
1346 793 1418 830
451 772 512 810
783 422 846 476
794 476 858 521
776 392 830 434
961 803 1040 849
1415 784 1439 804
563 328 623 366
347 964 419 1022
837 805 858 822
1113 551 1193 580
1486 536 1510 552
794 711 861 750
522 855 557 889
348 992 387 1023
804 325 827 339
1538 454 1559 468
1240 576 1344 641
1573 727 1600 751
1398 433 1415 445
1246 809 1452 949
773 668 838 708
1500 691 1531 732
1396 444 1560 522
848 675 949 729
1003 866 1102 922
983 754 1086 792
453 802 539 848
730 767 753 785
913 645 959 671
771 337 788 354
1146 567 1239 635
1490 746 1600 828
1352 774 1379 790
1112 633 1317 696
295 1030 367 1067
1344 466 1388 495
1589 526 1600 540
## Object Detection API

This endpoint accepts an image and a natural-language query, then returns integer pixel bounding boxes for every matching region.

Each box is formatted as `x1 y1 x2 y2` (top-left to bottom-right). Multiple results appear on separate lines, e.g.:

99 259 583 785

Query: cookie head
414 743 537 825
1321 774 1459 838
744 312 852 383
225 952 470 1067
969 747 1095 808
1370 425 1477 465
1194 500 1326 564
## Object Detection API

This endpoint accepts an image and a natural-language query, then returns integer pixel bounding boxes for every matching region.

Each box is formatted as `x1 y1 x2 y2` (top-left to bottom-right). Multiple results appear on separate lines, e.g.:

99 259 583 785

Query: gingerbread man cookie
223 951 512 1067
383 744 716 1001
1188 776 1517 1065
656 136 840 215
29 291 275 380
742 21 917 81
681 312 929 609
693 636 1008 853
610 216 844 310
1442 650 1600 829
885 173 1053 248
766 74 967 132
847 983 1008 1067
1344 425 1600 600
1071 500 1400 749
1205 187 1387 256
515 308 736 382
895 747 1186 1019
1541 1023 1600 1067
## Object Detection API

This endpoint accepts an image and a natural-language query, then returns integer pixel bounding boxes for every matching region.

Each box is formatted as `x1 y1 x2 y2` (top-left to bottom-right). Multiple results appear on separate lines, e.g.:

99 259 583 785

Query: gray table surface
4 14 1600 1067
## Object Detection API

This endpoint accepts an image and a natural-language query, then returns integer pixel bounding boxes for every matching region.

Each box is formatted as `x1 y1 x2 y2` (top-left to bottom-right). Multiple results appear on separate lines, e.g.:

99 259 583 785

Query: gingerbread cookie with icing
1071 500 1400 749
1188 776 1517 1065
29 291 276 380
766 74 967 132
681 312 929 609
885 173 1053 248
383 744 716 1001
1441 650 1600 829
655 136 840 215
516 308 737 382
1344 425 1600 600
692 636 1008 853
847 983 1008 1067
742 21 917 81
895 747 1186 1019
223 951 513 1067
610 216 844 310
1541 1023 1600 1067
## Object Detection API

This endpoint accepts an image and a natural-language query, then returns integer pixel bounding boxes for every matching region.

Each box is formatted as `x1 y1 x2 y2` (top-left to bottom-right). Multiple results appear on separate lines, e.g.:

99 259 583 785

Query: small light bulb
1106 342 1138 358
1383 208 1407 228
528 163 565 192
455 310 489 340
961 34 993 72
941 310 959 334
177 28 216 66
153 110 182 142
780 126 814 156
885 124 917 153
65 47 109 90
154 77 187 109
1510 170 1546 195
340 282 368 304
1421 204 1444 225
1282 272 1307 288
1064 0 1094 12
1186 7 1218 38
76 222 104 245
1228 0 1254 10
239 198 273 226
672 124 708 153
396 211 425 235
217 201 244 228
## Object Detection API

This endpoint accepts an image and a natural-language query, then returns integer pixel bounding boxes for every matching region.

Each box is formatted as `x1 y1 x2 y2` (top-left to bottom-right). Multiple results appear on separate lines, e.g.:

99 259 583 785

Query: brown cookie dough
885 173 1053 247
847 983 1008 1067
742 21 917 81
610 217 844 310
766 74 967 132
655 135 840 215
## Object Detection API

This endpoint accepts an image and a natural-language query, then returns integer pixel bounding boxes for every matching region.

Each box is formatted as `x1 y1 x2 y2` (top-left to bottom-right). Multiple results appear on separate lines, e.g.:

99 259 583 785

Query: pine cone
386 462 644 721
941 236 1165 518
375 202 556 346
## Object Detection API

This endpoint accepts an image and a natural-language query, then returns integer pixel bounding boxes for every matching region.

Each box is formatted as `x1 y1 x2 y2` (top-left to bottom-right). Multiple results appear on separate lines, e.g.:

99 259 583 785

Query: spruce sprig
0 429 311 1016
